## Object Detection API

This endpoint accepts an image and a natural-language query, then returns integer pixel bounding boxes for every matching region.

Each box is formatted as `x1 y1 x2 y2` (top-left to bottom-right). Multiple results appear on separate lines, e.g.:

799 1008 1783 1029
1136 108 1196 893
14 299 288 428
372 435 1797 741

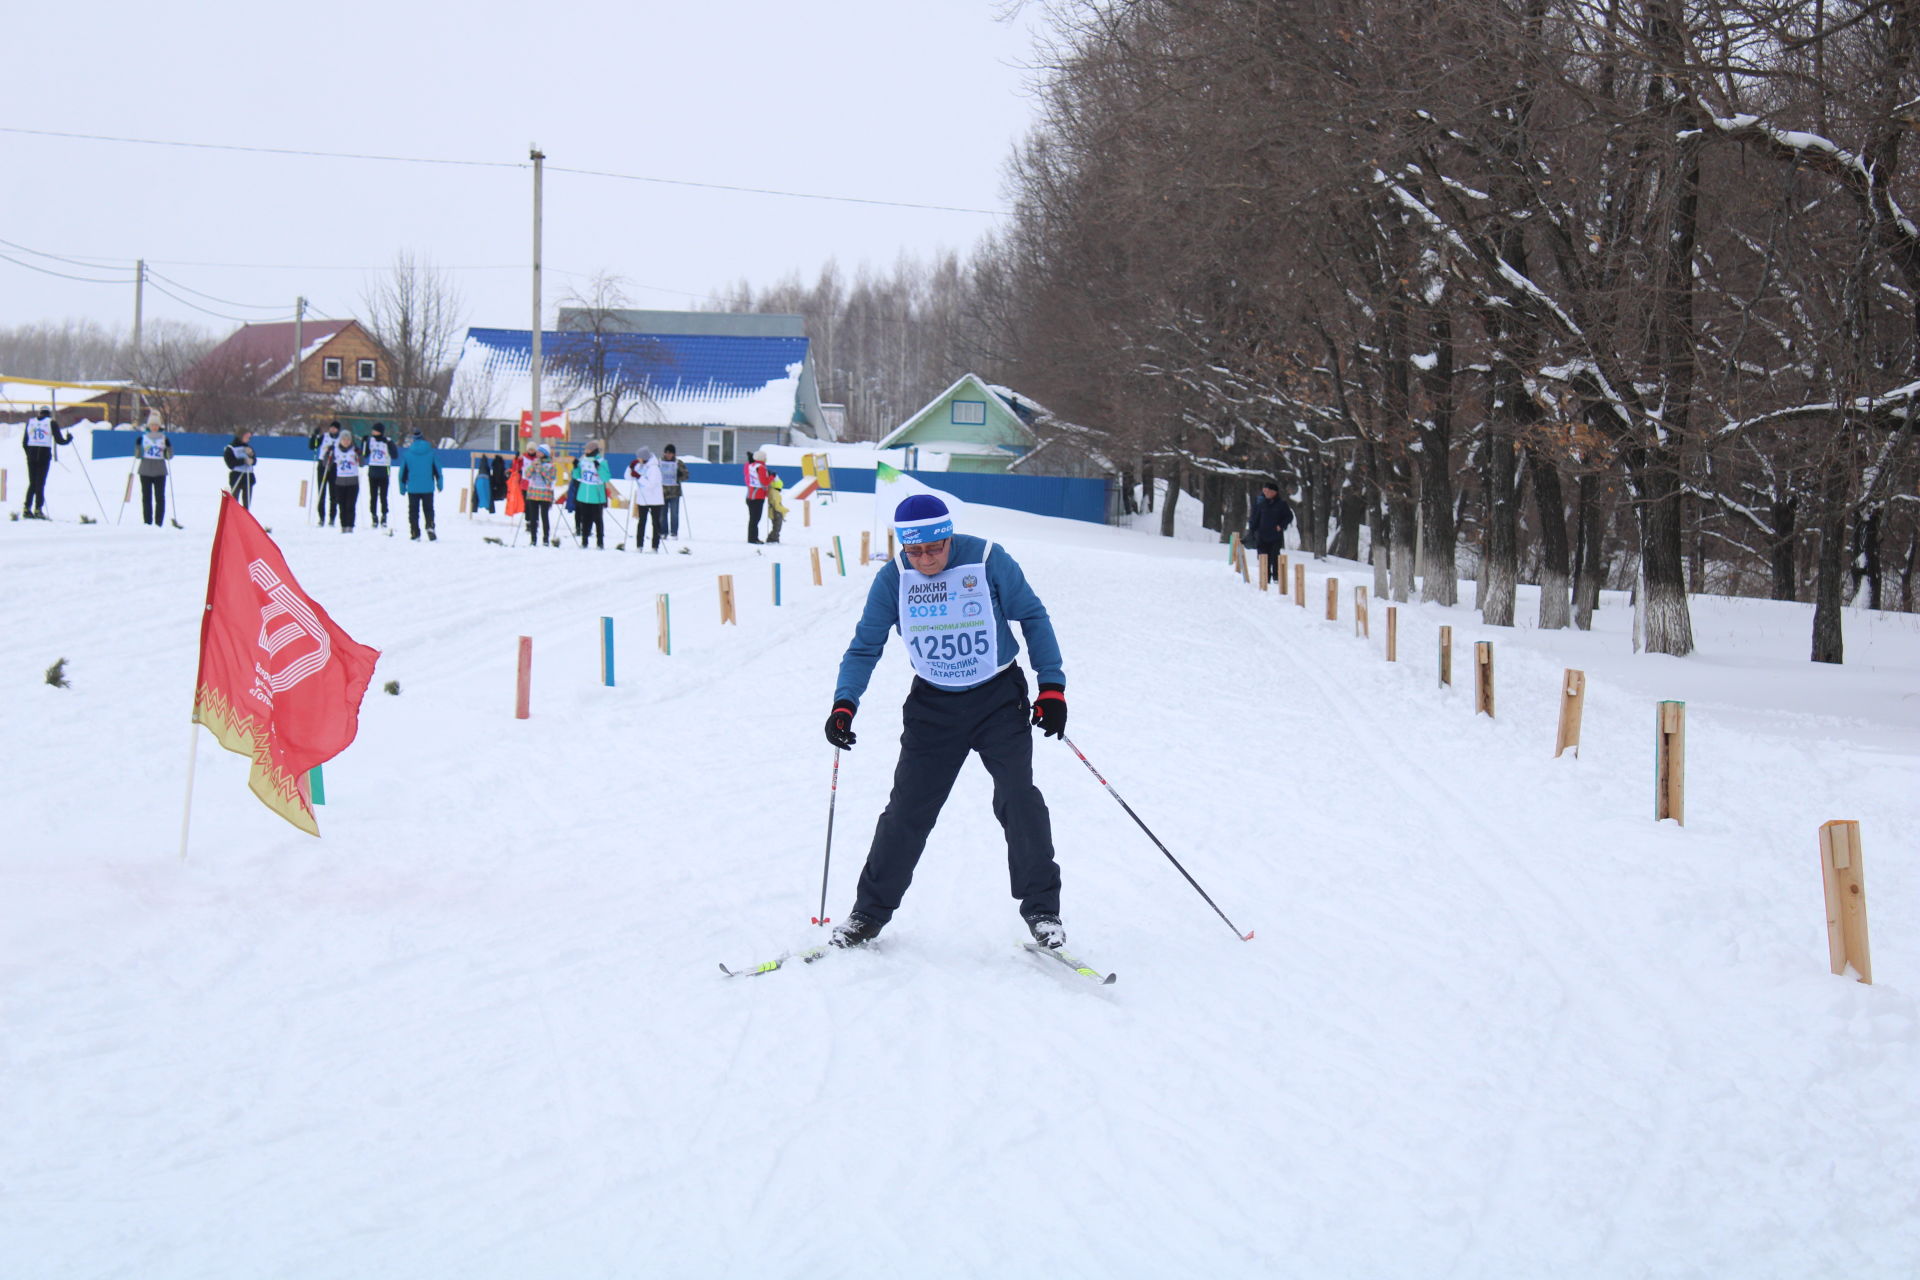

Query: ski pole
1060 735 1254 941
69 441 109 522
811 748 840 926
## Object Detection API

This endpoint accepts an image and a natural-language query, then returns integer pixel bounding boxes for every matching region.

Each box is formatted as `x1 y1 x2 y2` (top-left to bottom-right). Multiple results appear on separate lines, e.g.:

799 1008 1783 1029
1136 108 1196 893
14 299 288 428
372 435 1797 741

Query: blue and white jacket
834 533 1064 706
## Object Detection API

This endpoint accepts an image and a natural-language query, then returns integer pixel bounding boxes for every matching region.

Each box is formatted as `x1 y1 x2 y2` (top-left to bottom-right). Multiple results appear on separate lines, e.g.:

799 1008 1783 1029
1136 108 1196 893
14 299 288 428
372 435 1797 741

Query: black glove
1031 684 1067 738
825 699 857 750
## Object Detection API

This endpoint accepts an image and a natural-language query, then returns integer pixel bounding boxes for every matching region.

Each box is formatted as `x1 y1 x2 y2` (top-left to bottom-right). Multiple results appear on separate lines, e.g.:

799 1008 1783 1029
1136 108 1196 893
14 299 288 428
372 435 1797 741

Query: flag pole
179 719 200 862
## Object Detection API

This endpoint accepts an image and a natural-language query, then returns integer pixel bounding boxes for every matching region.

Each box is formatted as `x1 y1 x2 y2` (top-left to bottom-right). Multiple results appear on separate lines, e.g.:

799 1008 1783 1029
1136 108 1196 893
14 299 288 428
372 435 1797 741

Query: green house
876 373 1038 474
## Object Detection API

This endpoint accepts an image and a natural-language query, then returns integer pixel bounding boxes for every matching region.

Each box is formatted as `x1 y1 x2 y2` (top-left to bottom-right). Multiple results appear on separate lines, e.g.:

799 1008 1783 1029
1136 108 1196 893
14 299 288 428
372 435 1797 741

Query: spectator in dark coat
1247 479 1294 585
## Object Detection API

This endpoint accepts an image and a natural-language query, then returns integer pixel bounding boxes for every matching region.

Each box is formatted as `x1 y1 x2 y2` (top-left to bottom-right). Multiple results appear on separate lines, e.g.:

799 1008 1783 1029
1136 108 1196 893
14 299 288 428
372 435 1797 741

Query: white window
496 423 518 451
322 357 343 380
950 399 987 426
704 427 736 464
357 358 377 382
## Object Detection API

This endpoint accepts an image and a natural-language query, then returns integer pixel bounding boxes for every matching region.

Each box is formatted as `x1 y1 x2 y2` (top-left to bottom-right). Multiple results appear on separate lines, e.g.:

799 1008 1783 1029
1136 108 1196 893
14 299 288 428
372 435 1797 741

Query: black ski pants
368 467 391 524
24 446 51 513
853 664 1061 926
408 492 436 538
525 498 551 544
633 503 665 550
576 500 605 547
333 481 359 530
745 496 764 543
229 471 254 508
141 474 167 526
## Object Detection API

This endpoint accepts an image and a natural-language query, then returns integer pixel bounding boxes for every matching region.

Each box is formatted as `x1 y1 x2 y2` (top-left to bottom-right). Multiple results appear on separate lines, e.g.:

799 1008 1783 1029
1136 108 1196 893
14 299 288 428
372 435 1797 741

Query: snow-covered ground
5 436 1917 1278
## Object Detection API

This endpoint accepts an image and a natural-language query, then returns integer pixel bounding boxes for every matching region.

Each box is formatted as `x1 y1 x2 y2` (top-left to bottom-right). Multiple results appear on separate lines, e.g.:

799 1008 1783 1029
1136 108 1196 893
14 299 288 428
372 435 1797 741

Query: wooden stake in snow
122 473 135 505
803 498 812 528
1278 553 1289 594
657 594 671 655
888 530 896 561
1258 554 1272 591
599 616 615 687
1818 820 1873 984
1655 701 1685 823
1325 577 1339 621
1354 585 1369 637
1555 669 1586 758
833 535 847 577
1 468 8 502
1439 626 1453 687
718 575 738 625
810 546 824 587
515 636 532 719
773 562 783 606
308 764 326 805
297 479 308 508
1474 642 1495 716
1386 606 1398 661
1294 562 1306 607
459 487 469 514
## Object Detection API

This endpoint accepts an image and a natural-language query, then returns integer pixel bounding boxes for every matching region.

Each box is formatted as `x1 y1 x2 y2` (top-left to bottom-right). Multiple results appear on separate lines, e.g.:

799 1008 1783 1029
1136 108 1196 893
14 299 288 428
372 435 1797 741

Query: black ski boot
830 912 884 949
1024 913 1066 950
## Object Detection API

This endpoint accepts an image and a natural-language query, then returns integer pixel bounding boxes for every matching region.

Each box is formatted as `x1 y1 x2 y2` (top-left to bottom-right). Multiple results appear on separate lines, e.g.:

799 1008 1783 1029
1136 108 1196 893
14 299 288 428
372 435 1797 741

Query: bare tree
362 252 464 434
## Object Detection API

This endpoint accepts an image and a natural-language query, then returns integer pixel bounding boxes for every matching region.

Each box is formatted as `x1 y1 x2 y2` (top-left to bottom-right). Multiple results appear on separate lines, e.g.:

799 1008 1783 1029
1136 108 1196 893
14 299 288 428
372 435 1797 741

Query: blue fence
91 432 1114 524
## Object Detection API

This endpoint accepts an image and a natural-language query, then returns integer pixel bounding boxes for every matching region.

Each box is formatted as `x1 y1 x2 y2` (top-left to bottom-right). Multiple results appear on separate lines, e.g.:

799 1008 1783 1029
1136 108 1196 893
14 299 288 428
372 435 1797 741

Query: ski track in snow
3 441 1917 1278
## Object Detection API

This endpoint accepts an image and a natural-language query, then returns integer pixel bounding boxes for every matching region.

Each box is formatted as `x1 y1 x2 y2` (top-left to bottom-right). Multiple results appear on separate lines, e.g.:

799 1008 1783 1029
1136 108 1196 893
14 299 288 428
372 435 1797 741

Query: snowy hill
4 438 1917 1278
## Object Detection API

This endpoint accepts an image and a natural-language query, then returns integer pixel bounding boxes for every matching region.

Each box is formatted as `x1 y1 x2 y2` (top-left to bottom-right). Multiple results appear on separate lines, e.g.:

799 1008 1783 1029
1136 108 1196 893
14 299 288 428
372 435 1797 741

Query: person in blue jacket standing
397 430 443 541
822 493 1070 950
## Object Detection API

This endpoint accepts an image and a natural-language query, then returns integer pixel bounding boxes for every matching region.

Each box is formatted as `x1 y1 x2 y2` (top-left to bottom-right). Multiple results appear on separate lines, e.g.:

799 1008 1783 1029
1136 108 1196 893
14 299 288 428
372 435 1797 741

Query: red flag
192 493 380 835
519 409 568 439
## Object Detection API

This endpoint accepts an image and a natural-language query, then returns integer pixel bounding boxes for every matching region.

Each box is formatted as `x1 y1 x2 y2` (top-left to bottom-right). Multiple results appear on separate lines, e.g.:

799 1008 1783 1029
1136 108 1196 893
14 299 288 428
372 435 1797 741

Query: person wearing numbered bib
823 494 1070 951
224 431 257 509
135 418 172 527
365 424 395 528
21 407 71 519
331 435 362 532
573 440 610 549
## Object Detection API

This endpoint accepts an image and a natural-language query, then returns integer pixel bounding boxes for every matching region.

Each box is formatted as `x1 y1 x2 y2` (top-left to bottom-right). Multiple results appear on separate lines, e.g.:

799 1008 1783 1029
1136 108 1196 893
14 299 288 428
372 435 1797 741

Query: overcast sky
3 0 1046 340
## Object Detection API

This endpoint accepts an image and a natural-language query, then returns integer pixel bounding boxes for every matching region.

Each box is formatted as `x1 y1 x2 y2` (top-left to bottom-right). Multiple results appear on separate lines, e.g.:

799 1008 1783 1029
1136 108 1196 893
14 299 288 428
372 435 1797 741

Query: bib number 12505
911 629 991 662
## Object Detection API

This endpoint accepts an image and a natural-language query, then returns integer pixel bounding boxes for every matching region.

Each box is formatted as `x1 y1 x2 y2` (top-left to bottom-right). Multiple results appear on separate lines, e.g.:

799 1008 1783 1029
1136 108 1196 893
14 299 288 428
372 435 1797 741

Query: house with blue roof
447 310 828 462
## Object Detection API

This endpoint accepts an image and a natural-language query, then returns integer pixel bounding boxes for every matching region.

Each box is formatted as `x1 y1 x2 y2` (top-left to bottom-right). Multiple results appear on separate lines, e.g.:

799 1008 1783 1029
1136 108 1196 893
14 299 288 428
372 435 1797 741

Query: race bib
368 440 391 465
334 452 361 479
26 422 53 447
899 547 998 687
142 438 167 460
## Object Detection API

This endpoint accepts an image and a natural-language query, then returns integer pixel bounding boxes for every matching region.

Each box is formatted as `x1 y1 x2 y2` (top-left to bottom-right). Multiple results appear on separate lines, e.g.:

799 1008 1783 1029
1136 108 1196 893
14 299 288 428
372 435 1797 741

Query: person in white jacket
626 449 667 552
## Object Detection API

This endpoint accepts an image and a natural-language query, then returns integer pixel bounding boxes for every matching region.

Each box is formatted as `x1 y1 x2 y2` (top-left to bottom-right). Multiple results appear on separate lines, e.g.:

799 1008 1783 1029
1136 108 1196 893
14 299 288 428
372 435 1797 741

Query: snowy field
4 435 1918 1279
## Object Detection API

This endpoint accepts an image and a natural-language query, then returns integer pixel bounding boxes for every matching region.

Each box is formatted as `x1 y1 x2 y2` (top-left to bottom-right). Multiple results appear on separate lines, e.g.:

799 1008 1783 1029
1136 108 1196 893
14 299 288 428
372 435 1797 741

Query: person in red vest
743 449 771 544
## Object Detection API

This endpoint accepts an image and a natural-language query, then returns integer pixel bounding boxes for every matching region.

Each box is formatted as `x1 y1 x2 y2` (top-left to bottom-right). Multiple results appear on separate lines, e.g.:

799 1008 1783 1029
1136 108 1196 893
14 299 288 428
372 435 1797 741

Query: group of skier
304 421 446 539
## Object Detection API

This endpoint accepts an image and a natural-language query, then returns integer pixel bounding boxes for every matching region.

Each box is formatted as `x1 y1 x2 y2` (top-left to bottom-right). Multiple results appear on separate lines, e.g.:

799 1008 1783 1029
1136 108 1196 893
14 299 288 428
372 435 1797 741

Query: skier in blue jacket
397 432 444 541
823 493 1069 950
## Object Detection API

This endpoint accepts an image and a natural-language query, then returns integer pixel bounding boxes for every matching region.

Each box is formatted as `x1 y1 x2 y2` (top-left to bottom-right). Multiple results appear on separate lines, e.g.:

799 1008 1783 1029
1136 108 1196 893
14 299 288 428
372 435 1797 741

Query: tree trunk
1811 458 1848 662
1419 443 1457 604
1142 458 1155 513
1201 470 1225 537
1481 436 1519 626
1120 467 1139 515
1370 495 1390 597
1528 448 1571 629
1852 508 1882 610
1225 479 1250 547
1389 494 1417 602
1331 465 1365 561
1634 459 1695 657
1900 523 1917 612
1769 497 1798 601
1572 471 1606 630
1159 464 1180 538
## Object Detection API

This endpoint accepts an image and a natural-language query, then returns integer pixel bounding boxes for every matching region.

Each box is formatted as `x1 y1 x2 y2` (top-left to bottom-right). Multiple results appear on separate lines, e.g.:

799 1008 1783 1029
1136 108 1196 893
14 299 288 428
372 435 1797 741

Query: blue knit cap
894 494 953 545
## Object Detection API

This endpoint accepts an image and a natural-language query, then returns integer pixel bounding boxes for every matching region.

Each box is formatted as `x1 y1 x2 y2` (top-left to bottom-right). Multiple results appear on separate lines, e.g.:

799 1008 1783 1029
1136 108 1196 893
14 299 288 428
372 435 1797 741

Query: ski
718 946 830 977
1023 942 1117 985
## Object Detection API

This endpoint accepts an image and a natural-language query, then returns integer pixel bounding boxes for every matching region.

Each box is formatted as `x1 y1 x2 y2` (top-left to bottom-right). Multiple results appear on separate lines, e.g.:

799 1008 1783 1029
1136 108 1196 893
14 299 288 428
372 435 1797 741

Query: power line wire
1 124 1010 215
0 249 134 285
0 234 133 269
143 278 295 324
146 268 294 311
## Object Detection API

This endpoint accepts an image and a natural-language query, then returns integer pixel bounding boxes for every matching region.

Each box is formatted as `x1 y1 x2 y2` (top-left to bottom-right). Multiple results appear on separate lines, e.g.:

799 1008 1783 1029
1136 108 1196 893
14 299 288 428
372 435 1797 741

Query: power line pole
293 295 307 398
530 144 545 441
131 259 146 424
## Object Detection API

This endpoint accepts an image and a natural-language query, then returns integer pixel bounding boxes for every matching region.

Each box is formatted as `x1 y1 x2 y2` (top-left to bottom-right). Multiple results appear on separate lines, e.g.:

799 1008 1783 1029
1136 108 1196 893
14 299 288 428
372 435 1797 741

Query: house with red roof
188 319 388 398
